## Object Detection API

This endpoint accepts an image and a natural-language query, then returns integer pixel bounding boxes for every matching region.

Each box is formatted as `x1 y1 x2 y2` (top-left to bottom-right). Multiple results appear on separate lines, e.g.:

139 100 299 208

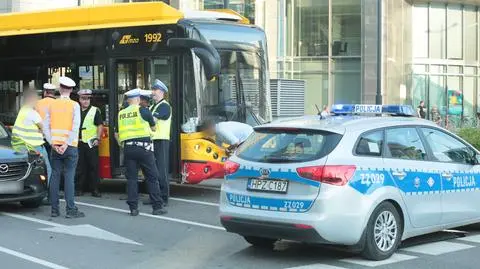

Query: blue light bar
330 104 416 117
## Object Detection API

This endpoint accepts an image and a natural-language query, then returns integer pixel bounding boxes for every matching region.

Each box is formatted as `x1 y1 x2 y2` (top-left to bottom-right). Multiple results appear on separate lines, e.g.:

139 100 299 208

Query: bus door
110 57 174 177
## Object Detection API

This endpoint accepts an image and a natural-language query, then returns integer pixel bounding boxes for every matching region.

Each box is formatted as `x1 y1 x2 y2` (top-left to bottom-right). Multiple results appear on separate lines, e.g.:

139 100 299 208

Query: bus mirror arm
167 38 220 80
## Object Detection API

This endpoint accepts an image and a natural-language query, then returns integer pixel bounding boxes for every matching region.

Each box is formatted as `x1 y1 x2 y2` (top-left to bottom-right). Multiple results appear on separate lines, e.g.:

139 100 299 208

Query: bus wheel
362 202 403 260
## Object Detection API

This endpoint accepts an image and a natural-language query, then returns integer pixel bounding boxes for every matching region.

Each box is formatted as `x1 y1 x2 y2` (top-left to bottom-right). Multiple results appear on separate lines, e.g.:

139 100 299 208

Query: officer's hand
92 138 99 147
58 144 68 155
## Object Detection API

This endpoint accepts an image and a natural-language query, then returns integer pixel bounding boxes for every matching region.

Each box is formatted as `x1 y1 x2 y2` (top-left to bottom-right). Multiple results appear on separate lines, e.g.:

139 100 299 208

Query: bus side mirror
167 38 220 80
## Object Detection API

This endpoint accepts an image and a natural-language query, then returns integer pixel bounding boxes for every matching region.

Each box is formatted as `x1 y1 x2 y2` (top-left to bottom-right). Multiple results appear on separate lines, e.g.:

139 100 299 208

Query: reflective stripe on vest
81 106 98 143
12 106 44 147
50 99 78 147
118 105 151 143
150 100 171 140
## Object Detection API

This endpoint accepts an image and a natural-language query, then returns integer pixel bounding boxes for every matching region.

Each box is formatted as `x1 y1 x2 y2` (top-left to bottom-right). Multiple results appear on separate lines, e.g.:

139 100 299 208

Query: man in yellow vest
118 88 167 216
75 89 103 197
146 79 171 206
43 76 85 218
12 89 51 185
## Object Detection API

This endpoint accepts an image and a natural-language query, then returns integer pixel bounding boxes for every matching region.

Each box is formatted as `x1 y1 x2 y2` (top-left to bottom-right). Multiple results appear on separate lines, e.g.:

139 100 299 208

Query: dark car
0 122 47 208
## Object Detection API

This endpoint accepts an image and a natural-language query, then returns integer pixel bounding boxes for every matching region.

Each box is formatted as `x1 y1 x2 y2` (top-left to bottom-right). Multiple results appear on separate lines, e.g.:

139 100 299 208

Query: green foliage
457 128 480 150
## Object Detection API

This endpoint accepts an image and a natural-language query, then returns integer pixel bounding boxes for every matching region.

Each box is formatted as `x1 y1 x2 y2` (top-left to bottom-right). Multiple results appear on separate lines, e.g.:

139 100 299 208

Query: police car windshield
237 128 342 163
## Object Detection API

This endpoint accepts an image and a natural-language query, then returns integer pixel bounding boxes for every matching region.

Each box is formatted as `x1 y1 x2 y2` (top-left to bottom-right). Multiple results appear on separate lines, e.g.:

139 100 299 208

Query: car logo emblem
0 164 9 174
259 168 270 178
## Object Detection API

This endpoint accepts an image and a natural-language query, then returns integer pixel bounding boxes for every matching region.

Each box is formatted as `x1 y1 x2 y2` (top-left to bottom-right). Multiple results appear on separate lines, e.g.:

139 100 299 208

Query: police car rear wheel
362 202 402 260
243 236 277 248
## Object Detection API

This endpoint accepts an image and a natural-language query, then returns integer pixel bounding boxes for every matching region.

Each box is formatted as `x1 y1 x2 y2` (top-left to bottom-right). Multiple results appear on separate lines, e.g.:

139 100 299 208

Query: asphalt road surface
1 180 480 269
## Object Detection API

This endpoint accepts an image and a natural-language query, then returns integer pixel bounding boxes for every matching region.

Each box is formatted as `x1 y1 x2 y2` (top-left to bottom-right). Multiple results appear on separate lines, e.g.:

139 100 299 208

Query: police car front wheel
362 202 403 260
243 236 277 248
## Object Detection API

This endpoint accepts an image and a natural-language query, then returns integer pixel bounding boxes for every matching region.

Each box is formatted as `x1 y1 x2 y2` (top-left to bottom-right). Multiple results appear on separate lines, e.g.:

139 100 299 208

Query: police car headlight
213 153 218 159
206 147 212 153
194 144 200 151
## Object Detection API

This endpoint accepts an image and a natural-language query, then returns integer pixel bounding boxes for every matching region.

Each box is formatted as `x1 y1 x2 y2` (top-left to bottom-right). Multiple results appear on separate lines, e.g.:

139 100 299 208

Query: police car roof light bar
330 104 416 117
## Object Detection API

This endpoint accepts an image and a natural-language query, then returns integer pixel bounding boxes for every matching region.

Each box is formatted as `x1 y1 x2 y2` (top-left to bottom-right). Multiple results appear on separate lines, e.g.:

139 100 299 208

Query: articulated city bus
0 2 271 183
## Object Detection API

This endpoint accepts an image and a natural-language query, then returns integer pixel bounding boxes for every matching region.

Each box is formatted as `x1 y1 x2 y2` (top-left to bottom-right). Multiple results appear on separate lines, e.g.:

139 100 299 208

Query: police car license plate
247 178 288 193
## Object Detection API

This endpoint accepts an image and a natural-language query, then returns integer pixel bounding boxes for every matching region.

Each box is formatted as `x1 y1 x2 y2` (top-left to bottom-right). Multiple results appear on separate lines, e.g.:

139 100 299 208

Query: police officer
149 79 171 206
43 76 84 218
140 90 152 108
75 89 103 197
36 83 56 159
117 88 167 216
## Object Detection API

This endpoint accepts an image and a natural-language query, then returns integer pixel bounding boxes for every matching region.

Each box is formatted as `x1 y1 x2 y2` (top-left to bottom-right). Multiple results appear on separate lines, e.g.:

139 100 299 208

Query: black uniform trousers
153 139 170 203
75 141 100 192
124 144 163 210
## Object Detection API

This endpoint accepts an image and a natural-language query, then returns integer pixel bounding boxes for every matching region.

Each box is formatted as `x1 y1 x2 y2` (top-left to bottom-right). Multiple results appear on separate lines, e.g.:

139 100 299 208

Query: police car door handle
392 171 406 177
441 172 453 178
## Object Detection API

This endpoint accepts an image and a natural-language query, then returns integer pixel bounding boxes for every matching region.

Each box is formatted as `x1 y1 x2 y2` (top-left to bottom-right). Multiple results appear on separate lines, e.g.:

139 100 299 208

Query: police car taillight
224 160 240 175
296 165 356 186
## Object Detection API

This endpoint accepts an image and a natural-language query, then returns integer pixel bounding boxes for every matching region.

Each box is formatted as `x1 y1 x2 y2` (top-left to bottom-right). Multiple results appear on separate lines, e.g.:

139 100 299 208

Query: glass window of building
447 4 463 59
464 6 478 62
331 0 361 56
286 0 329 57
413 4 429 58
429 4 446 59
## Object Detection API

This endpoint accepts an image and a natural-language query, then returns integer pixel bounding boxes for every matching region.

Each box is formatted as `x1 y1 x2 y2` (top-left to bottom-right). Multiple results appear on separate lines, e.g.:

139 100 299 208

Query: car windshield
237 128 343 163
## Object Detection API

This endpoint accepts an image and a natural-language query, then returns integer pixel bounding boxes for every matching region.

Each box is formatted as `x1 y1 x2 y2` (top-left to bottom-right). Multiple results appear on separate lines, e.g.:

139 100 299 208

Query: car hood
0 139 29 162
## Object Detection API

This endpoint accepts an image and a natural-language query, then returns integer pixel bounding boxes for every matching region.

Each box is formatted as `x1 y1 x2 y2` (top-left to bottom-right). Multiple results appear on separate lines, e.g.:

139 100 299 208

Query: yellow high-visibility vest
12 106 44 147
81 106 99 143
118 105 151 143
150 100 171 140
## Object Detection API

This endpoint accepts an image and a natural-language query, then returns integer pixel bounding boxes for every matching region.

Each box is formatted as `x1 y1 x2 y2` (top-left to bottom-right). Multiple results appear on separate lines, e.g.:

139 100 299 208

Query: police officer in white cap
43 76 84 218
147 79 172 206
139 90 153 108
75 89 103 197
117 88 166 216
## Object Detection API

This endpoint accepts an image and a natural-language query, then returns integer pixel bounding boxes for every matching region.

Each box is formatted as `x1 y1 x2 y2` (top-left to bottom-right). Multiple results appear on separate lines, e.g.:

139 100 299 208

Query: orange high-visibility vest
50 99 78 147
36 97 55 120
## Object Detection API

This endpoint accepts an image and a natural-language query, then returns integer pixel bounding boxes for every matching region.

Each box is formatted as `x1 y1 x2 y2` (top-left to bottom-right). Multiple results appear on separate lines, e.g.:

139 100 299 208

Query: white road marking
1 212 63 227
457 234 480 244
0 245 70 269
403 241 474 255
170 182 221 191
72 201 226 231
1 212 141 245
170 197 219 207
341 253 417 267
285 264 347 269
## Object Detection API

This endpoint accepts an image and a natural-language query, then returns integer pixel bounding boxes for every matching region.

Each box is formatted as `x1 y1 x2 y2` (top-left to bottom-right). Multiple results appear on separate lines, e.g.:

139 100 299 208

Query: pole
375 0 382 105
224 0 229 9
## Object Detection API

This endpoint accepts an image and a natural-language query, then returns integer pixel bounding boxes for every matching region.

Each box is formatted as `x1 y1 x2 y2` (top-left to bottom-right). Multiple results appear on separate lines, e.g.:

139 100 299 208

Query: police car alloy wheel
243 236 277 248
362 202 403 260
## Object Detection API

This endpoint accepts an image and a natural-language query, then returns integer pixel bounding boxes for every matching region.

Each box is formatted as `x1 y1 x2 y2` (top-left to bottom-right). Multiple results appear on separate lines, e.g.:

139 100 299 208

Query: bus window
0 81 21 125
79 65 105 90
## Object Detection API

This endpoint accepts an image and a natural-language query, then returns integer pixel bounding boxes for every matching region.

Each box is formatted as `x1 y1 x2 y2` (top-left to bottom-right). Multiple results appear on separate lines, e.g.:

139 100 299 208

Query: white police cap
77 89 92 96
59 76 76 88
152 79 168 93
125 88 142 98
43 83 56 91
140 90 152 97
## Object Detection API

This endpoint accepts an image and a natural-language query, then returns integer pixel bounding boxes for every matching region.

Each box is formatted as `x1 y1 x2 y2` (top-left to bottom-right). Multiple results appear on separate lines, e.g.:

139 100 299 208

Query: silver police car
219 104 480 260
